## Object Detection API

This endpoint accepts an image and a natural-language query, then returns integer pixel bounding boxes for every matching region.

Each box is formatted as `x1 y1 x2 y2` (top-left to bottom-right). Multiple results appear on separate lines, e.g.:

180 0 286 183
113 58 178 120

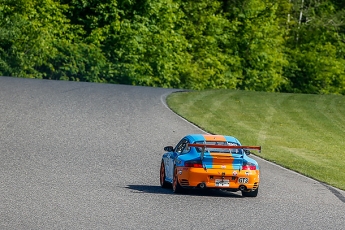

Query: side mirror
244 149 251 155
164 146 174 152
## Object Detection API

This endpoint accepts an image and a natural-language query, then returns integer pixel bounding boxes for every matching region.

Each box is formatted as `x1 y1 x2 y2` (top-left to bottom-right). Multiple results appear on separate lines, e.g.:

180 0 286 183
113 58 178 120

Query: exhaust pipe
239 185 247 191
199 183 206 189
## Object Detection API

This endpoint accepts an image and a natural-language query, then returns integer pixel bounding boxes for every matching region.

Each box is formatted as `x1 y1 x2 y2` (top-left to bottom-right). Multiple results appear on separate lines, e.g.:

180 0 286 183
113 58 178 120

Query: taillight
242 163 256 170
184 161 203 168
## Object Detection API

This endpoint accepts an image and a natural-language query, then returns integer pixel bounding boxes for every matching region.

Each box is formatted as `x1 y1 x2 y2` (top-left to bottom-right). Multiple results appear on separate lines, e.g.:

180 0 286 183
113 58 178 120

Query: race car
160 134 261 197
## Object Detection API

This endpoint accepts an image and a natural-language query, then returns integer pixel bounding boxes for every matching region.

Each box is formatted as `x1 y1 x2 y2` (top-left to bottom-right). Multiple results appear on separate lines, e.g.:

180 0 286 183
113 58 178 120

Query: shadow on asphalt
125 184 243 198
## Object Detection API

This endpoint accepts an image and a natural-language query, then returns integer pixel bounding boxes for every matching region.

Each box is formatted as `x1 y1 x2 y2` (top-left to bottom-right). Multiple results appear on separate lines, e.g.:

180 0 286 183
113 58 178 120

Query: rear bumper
176 166 259 191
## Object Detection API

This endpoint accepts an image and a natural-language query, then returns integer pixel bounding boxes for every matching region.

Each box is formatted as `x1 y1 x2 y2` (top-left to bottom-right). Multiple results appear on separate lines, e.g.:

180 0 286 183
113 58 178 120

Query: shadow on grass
125 184 243 198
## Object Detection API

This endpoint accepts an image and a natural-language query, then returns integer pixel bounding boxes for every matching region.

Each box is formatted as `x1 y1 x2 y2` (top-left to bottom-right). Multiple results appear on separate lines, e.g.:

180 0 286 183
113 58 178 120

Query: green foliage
0 0 111 82
284 42 345 94
172 0 239 89
109 0 190 87
226 0 288 92
42 40 109 82
0 0 62 78
283 0 345 94
1 0 345 94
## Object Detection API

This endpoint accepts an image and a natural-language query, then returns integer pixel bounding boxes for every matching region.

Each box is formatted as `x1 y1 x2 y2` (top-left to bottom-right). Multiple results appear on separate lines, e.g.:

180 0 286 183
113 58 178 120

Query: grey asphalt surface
1 76 345 230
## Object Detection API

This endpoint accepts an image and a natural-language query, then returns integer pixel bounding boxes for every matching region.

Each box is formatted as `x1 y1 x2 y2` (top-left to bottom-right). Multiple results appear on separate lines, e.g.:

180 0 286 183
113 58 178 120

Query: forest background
1 0 345 94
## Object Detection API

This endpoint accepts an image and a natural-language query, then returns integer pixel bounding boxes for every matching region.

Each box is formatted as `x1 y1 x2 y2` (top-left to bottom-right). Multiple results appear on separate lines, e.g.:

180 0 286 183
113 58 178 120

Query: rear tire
172 167 184 193
160 160 170 188
241 187 259 197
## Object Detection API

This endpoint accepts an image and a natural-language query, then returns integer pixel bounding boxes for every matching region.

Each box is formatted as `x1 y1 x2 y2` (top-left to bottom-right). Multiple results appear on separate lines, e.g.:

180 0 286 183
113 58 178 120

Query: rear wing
187 143 261 160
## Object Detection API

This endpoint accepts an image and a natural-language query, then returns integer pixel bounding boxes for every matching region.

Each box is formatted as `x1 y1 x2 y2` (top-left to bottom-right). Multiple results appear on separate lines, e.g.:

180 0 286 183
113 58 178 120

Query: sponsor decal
232 171 238 176
221 165 226 169
245 172 250 176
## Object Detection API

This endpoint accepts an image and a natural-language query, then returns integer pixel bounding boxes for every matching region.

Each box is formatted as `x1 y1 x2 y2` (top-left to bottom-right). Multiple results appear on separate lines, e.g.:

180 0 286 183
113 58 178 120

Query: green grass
167 89 345 190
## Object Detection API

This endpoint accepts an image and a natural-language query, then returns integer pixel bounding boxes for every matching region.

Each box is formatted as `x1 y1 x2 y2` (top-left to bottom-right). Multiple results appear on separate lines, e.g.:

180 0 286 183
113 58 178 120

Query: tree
0 0 111 82
283 0 345 94
223 0 288 92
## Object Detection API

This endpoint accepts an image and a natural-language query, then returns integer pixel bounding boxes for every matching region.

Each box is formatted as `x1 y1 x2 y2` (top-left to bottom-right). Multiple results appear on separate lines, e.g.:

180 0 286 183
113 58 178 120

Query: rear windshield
194 141 243 154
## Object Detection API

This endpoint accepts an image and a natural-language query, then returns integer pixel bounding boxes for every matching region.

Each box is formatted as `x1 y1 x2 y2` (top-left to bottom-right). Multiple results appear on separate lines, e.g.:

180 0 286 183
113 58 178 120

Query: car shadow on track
126 184 243 198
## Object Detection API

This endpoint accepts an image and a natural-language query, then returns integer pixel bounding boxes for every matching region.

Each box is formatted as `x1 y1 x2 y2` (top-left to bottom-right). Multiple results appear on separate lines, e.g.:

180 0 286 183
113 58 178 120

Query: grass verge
167 89 345 190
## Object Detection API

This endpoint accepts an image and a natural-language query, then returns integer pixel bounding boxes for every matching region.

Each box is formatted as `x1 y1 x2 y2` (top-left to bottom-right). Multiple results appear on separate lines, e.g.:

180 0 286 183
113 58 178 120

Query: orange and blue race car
160 134 261 197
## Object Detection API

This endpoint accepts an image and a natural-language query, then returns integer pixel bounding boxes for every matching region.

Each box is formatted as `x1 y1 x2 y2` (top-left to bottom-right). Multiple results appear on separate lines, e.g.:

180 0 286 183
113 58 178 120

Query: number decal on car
238 178 249 184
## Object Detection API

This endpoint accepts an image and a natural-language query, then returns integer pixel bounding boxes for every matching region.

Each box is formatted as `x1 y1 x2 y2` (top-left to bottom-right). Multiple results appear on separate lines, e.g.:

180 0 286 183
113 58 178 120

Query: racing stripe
202 135 233 169
203 135 226 142
208 152 235 169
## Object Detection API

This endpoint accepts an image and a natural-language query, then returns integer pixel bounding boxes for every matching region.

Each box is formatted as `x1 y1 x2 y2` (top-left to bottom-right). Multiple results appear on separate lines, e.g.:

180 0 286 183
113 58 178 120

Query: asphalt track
1 76 345 230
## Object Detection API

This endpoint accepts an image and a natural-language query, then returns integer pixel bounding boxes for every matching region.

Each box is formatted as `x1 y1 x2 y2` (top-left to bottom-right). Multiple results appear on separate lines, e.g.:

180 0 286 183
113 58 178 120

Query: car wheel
160 160 170 188
241 187 259 197
172 167 184 193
